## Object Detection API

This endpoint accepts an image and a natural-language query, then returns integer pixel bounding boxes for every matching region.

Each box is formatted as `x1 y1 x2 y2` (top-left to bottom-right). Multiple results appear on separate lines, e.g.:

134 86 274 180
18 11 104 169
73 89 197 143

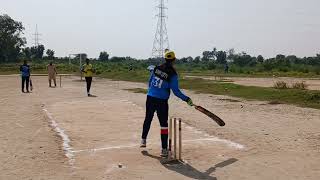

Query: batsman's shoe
140 139 146 148
160 149 168 157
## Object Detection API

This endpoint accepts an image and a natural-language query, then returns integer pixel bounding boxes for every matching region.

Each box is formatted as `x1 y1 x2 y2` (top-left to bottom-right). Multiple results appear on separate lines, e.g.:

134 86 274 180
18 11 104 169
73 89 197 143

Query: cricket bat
194 105 225 126
30 78 33 91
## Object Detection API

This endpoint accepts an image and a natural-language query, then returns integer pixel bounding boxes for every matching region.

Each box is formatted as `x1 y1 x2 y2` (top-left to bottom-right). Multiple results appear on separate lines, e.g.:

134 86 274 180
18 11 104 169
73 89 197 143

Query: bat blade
195 106 225 126
30 79 33 91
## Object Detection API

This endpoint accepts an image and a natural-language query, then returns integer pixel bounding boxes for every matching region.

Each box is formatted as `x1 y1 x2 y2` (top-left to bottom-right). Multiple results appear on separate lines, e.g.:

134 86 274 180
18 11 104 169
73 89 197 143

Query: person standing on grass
81 58 95 96
224 63 229 74
20 60 31 93
140 50 194 157
47 62 58 87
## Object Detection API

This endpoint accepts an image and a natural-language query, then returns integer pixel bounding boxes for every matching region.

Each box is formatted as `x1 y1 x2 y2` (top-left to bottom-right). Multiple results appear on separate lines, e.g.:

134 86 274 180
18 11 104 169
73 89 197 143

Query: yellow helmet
165 50 176 61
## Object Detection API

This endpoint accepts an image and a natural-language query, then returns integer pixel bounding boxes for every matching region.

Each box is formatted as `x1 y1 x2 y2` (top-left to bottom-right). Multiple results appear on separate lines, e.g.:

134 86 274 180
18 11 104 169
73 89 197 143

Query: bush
302 68 309 73
278 67 289 72
95 70 102 75
307 93 320 101
315 67 320 75
292 81 308 90
274 81 289 89
207 63 216 70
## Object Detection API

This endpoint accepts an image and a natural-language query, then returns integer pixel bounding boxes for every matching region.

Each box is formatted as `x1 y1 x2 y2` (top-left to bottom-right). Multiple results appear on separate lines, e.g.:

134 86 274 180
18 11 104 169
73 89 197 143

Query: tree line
1 14 319 74
0 14 56 61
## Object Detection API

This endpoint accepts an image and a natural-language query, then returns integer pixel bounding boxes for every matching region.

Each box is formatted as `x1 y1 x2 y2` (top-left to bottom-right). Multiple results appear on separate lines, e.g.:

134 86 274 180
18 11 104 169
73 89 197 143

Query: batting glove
187 98 194 106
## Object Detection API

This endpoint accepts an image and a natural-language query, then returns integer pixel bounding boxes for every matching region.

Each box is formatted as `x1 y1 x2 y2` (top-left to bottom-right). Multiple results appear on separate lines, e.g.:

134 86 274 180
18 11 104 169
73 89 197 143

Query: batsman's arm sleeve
170 75 189 102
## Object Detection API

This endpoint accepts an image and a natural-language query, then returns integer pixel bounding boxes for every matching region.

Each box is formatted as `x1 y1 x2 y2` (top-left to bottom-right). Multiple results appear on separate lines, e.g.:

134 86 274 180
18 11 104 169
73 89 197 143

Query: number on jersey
152 77 163 88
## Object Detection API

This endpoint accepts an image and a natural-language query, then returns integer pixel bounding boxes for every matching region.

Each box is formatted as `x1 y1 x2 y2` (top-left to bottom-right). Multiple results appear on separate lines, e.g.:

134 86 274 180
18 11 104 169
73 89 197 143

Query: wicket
168 117 182 161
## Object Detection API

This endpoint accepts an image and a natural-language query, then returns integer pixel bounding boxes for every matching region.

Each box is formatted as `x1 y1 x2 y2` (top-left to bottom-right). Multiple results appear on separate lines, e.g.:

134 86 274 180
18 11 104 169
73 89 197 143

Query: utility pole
69 53 86 80
33 24 41 46
152 0 170 59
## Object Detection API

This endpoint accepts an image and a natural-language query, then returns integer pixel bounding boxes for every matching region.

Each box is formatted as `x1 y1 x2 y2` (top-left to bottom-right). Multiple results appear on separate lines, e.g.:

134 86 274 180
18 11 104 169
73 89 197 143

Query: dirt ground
186 76 320 90
1 75 319 180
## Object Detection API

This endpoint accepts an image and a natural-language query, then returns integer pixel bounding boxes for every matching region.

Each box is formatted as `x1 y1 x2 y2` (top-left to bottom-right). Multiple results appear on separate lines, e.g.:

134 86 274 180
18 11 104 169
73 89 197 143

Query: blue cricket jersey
147 64 190 101
20 64 30 77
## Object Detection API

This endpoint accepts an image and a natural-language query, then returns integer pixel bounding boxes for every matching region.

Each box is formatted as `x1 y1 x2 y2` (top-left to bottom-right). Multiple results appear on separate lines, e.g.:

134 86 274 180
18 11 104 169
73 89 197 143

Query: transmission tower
152 0 170 58
33 24 41 46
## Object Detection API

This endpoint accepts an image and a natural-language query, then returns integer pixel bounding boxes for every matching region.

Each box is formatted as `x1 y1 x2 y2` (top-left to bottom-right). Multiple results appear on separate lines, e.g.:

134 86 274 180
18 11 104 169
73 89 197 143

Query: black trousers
85 77 92 93
142 96 168 149
22 76 30 92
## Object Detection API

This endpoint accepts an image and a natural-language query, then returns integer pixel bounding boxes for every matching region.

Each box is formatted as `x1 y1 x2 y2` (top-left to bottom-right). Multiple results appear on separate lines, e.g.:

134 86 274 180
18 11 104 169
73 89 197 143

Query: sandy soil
1 75 319 180
186 76 320 90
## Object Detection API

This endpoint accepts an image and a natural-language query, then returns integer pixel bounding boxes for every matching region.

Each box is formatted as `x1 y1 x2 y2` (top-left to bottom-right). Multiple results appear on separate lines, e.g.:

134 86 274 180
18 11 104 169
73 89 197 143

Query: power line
32 24 42 46
152 0 170 58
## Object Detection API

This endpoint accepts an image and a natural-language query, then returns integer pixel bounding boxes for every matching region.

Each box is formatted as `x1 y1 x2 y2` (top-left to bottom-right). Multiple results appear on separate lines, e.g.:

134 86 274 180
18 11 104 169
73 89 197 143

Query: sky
1 0 320 59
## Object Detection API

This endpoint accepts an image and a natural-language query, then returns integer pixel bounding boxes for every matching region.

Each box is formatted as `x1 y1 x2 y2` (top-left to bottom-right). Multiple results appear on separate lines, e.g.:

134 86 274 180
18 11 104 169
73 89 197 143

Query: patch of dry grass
292 81 308 90
273 81 289 89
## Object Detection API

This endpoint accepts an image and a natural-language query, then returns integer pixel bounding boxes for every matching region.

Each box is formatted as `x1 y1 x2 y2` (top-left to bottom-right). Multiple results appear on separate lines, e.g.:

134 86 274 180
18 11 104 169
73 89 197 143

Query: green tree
202 48 217 61
46 49 55 59
110 56 126 62
216 51 227 64
257 55 264 63
286 55 298 64
22 47 31 60
179 57 189 63
232 52 256 67
276 54 286 60
194 56 201 63
99 51 109 61
30 45 45 59
202 51 211 61
0 14 26 62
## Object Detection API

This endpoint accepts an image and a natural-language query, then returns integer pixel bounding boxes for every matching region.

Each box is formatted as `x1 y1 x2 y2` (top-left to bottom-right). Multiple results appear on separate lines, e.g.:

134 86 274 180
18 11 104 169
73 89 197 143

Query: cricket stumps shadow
141 150 238 180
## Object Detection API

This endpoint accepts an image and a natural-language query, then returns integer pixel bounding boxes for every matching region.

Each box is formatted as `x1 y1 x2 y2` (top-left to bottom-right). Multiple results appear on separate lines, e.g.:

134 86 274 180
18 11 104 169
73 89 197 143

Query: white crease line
43 108 75 166
73 136 244 154
120 101 244 150
73 144 138 153
15 123 24 128
184 138 245 149
183 122 245 150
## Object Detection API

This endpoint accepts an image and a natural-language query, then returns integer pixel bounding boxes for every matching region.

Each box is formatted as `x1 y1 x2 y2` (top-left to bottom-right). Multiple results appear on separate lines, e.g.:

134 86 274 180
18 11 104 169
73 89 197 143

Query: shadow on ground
72 79 86 82
88 94 98 98
141 150 238 180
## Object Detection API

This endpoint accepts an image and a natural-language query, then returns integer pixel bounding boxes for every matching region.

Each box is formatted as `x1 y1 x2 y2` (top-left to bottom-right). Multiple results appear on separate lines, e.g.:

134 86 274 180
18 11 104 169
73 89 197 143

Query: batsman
140 50 194 157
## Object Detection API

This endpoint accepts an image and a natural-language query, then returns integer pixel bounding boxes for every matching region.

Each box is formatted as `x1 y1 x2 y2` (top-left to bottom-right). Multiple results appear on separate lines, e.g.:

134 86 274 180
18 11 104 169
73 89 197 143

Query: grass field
100 70 320 109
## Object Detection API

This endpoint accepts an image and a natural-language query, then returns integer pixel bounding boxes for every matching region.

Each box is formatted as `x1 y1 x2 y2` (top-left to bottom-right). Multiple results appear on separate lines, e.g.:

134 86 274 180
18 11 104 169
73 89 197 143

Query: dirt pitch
0 75 319 180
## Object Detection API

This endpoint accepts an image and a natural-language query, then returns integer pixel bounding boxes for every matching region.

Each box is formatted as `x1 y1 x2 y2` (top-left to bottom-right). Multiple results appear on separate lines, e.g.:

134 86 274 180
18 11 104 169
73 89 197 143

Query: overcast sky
1 0 320 58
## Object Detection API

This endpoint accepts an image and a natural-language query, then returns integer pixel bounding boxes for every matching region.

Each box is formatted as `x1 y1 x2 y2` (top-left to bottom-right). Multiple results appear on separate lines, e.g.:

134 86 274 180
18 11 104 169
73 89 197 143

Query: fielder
47 62 58 87
140 50 193 157
81 58 95 96
20 60 31 93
